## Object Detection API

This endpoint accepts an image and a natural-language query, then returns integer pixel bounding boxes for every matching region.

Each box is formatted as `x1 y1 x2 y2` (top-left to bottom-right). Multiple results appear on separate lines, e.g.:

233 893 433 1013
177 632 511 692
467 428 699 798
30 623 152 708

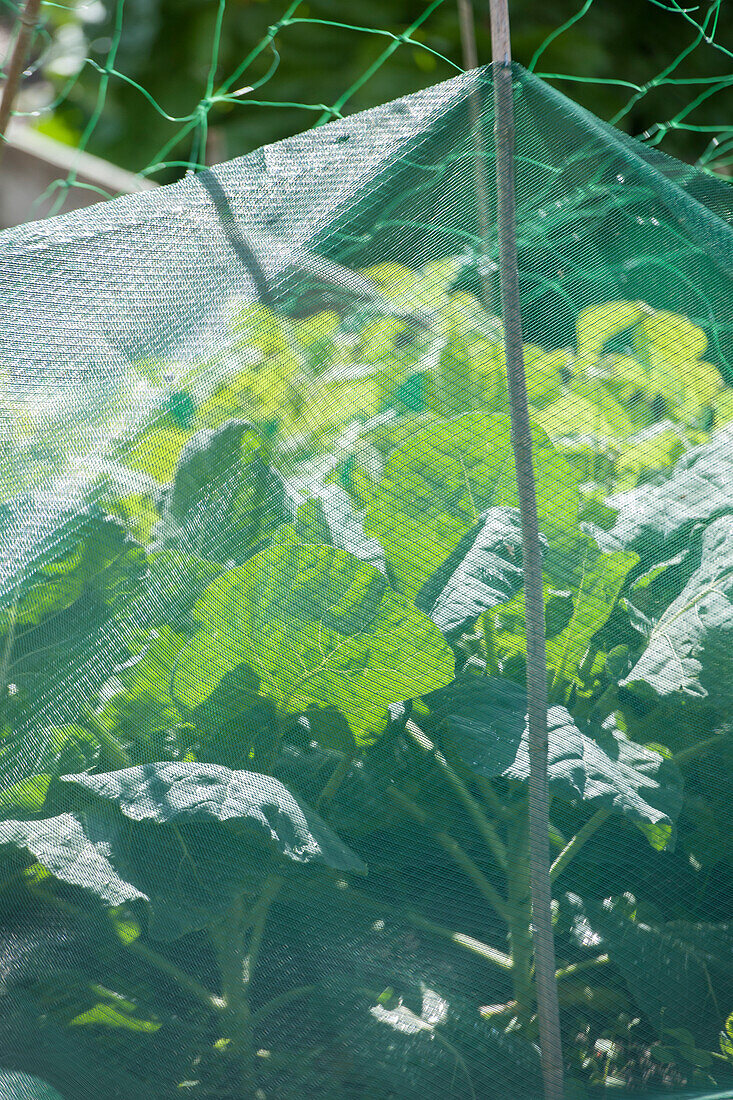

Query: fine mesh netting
0 63 732 1100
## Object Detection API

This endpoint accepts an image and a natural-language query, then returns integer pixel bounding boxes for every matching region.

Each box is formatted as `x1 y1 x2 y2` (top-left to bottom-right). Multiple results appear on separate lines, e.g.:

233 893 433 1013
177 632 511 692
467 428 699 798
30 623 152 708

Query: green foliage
2 258 733 1095
155 419 288 562
415 507 526 636
174 542 455 743
0 724 98 814
490 532 639 688
0 512 145 631
435 677 683 835
623 516 733 702
610 425 733 557
0 763 363 941
564 893 733 1041
364 412 578 598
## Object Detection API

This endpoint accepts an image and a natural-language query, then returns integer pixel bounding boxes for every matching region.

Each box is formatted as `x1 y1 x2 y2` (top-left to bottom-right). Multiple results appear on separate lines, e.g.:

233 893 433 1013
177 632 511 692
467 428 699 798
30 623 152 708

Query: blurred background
1 0 733 226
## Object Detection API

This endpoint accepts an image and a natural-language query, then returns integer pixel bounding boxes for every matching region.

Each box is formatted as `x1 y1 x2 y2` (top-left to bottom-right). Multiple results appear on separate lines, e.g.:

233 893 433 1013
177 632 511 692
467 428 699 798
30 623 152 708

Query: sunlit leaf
174 543 455 742
365 412 578 598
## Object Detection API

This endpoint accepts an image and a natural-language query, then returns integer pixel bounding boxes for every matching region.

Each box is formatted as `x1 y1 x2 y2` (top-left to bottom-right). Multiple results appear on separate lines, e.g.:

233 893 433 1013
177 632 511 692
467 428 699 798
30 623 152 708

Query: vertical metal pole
487 3 564 1098
0 0 42 168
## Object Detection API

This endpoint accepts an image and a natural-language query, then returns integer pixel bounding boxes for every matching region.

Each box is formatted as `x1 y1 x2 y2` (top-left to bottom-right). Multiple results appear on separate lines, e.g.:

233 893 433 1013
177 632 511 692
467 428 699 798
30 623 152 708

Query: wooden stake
457 0 492 303
487 2 564 1098
0 0 42 168
457 0 479 70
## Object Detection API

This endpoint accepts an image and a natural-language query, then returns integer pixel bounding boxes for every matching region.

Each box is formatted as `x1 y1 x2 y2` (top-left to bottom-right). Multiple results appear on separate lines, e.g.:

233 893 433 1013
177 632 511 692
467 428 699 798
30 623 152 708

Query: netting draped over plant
0 58 732 1100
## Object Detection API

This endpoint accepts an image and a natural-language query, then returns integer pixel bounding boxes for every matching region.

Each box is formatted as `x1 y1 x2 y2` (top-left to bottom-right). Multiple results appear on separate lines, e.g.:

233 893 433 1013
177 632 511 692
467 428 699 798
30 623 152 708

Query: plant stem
480 998 519 1020
475 774 514 821
297 876 513 971
0 0 41 168
407 909 513 970
29 885 224 1011
482 953 611 1023
674 733 727 766
317 752 354 810
386 785 509 922
211 878 283 1092
489 0 563 1092
550 807 611 882
250 984 317 1025
81 709 132 769
576 641 600 686
404 719 508 870
246 874 283 991
555 954 610 981
127 939 226 1011
211 895 253 1072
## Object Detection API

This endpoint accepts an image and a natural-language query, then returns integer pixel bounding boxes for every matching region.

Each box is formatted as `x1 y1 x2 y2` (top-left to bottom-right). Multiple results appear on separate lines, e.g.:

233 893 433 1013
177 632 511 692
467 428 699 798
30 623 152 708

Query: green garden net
0 62 732 1100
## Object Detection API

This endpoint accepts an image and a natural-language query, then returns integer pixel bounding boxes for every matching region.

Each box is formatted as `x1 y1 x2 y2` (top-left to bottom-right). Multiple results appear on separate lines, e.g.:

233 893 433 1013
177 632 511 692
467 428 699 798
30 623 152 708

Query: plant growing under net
0 64 732 1100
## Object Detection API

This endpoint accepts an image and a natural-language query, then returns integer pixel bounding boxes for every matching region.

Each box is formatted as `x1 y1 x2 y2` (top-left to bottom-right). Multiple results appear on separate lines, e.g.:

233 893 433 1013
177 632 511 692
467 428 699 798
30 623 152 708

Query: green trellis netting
0 62 732 1100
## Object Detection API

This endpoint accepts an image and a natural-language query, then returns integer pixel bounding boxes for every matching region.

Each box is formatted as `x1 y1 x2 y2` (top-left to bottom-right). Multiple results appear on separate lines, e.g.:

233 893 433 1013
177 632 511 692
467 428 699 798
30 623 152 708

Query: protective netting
4 0 733 220
0 60 732 1100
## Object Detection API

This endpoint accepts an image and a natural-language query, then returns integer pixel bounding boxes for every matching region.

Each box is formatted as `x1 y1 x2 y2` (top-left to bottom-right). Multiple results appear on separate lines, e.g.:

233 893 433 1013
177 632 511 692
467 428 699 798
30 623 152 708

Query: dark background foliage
12 0 733 183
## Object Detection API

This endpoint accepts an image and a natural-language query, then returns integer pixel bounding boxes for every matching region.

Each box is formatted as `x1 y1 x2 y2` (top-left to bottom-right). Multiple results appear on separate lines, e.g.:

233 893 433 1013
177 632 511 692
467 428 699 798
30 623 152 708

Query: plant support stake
0 0 42 169
488 2 564 1098
457 0 492 294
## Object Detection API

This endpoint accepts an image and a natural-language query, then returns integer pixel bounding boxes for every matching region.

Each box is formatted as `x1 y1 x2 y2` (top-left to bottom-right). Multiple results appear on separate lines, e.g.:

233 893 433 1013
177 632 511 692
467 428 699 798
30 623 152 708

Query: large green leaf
633 309 708 381
565 894 733 1040
122 421 190 482
491 533 638 685
609 424 733 556
193 663 283 768
0 807 145 910
623 516 733 701
98 625 187 752
0 763 365 940
535 389 635 445
0 552 216 803
155 418 288 563
613 422 687 491
0 512 145 631
0 1071 65 1100
363 412 579 598
0 806 260 941
0 723 97 815
291 479 386 572
120 549 222 632
415 507 526 636
63 762 365 872
545 537 638 685
173 543 455 743
165 418 254 521
437 678 683 830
